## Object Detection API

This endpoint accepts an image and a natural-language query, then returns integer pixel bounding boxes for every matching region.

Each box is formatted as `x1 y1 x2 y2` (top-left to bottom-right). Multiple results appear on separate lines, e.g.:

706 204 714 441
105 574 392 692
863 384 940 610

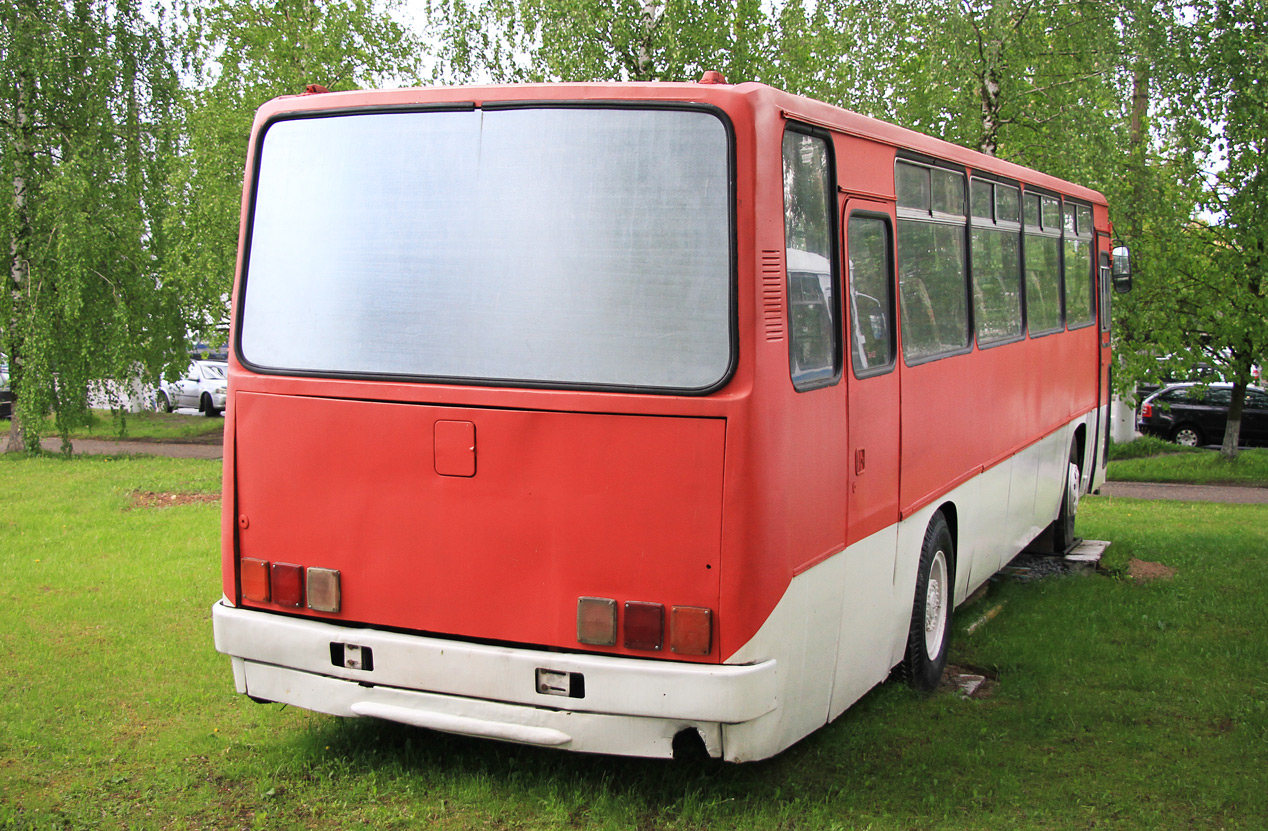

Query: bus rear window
239 107 733 391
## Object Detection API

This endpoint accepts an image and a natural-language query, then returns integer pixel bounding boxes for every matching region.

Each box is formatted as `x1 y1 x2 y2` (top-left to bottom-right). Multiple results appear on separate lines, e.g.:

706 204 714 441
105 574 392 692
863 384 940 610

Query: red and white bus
212 78 1123 762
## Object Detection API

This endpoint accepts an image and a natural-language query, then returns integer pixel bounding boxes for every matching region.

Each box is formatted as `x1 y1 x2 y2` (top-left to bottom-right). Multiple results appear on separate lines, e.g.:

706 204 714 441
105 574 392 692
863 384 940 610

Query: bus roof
251 80 1108 207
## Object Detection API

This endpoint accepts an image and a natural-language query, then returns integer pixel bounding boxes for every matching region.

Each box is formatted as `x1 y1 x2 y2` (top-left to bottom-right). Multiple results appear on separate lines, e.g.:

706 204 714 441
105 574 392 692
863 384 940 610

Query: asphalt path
1096 481 1268 504
33 436 223 459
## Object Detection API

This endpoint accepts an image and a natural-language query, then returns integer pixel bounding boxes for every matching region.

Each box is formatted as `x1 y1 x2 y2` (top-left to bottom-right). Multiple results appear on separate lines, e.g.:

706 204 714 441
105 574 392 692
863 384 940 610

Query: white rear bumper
212 601 777 759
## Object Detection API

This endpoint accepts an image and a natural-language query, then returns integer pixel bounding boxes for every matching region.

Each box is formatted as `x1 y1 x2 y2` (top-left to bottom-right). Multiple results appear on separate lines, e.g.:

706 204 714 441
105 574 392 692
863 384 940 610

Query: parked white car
156 360 228 417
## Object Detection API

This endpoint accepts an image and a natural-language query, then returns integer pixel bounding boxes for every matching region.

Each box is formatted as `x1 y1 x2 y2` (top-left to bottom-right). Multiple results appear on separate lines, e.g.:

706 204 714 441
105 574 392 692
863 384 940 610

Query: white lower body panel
213 602 776 760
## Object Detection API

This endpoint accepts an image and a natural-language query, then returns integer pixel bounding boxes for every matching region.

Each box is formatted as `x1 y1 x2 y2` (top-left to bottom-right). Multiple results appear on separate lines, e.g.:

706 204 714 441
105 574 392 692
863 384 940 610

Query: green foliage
1 0 187 451
426 0 774 84
163 0 423 351
1112 1 1268 457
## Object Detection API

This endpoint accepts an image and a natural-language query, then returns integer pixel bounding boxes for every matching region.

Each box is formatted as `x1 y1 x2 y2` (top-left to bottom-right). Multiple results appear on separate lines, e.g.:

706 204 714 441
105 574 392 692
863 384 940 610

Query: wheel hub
1067 462 1080 516
924 550 948 659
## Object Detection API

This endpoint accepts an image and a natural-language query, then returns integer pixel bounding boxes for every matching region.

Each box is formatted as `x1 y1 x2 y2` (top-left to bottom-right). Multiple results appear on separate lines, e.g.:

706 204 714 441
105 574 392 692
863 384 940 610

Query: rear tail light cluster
1140 402 1153 418
576 596 713 656
240 557 340 613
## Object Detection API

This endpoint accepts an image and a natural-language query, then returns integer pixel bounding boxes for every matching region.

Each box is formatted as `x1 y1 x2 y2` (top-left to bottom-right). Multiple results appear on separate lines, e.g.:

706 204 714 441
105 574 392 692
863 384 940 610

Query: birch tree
164 0 422 346
1 0 184 451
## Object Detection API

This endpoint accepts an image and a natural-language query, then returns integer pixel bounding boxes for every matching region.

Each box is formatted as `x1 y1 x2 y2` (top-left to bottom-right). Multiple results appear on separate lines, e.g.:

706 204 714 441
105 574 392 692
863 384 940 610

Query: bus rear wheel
900 512 954 692
1052 447 1081 553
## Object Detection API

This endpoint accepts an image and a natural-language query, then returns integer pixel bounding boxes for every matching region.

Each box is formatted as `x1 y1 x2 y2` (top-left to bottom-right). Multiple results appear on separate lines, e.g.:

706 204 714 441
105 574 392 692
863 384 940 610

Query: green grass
2 455 1266 829
1108 434 1204 461
1109 445 1268 486
44 408 224 442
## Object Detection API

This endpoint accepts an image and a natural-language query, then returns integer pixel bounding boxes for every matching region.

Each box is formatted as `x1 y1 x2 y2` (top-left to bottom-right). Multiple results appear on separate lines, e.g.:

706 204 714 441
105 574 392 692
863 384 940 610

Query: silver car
156 360 228 417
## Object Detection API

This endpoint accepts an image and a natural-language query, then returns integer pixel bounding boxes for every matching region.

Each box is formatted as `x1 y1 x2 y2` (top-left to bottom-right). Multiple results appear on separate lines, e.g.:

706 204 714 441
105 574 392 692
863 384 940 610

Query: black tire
200 393 220 418
1171 423 1203 447
155 391 172 413
900 512 954 692
1052 445 1081 553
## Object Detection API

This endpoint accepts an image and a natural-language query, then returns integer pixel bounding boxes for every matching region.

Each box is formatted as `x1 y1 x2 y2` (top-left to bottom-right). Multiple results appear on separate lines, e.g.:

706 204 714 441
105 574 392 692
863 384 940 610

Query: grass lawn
42 409 226 442
2 455 1265 829
1108 441 1268 486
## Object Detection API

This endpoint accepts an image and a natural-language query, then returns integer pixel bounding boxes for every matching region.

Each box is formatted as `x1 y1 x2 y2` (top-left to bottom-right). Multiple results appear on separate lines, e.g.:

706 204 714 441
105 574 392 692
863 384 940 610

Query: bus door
1095 232 1114 483
830 199 902 718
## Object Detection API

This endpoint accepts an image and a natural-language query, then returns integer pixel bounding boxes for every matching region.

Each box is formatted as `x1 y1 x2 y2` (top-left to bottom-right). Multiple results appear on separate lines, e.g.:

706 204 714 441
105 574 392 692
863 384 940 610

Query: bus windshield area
239 106 733 391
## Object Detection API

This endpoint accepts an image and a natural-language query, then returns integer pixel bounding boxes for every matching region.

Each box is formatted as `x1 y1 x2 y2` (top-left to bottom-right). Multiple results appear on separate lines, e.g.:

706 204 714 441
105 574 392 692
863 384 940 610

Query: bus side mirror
1112 246 1132 293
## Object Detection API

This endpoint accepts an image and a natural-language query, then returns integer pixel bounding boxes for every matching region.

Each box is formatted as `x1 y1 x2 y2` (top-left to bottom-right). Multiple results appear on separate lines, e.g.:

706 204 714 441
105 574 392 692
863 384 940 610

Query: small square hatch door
434 420 476 477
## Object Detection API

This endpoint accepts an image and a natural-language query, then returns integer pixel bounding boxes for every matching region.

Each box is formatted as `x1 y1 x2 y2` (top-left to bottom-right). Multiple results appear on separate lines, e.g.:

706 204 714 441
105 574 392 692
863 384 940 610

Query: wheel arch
934 500 958 578
1071 423 1088 491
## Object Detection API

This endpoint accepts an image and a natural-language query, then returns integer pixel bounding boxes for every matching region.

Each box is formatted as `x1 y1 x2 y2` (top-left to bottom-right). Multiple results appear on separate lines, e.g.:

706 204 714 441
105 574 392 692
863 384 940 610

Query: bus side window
847 215 895 376
1024 192 1063 335
1064 202 1096 329
782 127 840 390
969 179 1023 346
895 161 969 363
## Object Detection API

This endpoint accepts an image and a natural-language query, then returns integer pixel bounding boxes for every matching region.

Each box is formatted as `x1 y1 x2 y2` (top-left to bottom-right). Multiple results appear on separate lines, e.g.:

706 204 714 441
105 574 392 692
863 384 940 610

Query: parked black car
1137 382 1268 447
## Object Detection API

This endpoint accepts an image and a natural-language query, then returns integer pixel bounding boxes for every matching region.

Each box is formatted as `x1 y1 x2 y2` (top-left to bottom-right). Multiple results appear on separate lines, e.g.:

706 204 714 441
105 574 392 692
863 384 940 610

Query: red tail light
271 563 305 607
624 602 664 651
1141 402 1153 418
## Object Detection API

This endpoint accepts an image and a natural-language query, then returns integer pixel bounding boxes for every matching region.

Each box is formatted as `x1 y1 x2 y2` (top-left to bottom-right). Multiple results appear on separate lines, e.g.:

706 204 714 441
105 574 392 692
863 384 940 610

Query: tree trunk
635 0 662 80
1221 381 1246 460
978 45 1002 156
6 21 33 454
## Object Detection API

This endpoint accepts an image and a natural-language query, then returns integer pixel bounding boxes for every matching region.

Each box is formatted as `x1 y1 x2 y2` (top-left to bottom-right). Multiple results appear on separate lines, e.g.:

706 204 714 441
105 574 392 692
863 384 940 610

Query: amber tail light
240 557 270 602
670 606 712 656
